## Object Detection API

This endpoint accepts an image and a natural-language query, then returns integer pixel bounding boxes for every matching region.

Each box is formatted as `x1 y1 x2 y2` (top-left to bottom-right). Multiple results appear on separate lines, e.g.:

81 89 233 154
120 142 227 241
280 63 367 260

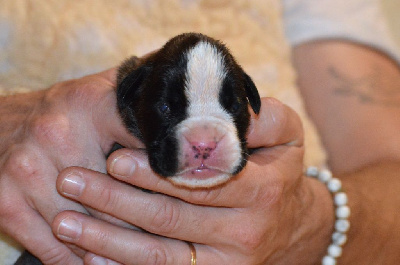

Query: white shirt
283 0 400 64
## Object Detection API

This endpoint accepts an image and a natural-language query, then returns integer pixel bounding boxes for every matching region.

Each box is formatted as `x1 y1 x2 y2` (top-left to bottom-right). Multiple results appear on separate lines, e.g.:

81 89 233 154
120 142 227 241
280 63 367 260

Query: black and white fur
117 33 261 188
16 32 261 264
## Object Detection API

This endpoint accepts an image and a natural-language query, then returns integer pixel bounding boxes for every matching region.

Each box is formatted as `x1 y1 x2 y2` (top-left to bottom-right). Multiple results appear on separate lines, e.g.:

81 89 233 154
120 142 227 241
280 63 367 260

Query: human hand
0 69 143 264
52 98 334 264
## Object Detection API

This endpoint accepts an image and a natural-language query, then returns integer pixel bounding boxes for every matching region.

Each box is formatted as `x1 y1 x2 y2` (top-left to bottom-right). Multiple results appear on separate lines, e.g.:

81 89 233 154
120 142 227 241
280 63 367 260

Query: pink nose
190 141 217 160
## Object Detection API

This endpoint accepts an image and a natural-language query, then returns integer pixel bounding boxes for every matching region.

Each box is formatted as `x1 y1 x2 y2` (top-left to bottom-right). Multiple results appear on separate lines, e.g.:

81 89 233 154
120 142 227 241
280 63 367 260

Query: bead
322 255 336 265
332 232 347 246
306 166 319 177
318 169 332 183
336 205 351 219
327 178 342 192
328 244 342 258
334 192 348 206
305 167 349 265
335 219 350 233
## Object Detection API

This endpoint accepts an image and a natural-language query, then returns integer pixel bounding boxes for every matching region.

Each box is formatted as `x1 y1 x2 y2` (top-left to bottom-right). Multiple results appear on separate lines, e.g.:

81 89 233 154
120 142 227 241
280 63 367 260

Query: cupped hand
0 69 142 264
52 98 334 265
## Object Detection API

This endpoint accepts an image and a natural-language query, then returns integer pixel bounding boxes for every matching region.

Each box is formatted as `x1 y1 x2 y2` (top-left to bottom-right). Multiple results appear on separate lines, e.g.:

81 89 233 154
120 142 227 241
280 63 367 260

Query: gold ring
187 241 197 265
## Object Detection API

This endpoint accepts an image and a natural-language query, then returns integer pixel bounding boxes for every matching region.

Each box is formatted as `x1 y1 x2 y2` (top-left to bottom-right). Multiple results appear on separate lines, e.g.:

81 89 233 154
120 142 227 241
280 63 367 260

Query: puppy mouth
178 164 226 179
169 166 231 188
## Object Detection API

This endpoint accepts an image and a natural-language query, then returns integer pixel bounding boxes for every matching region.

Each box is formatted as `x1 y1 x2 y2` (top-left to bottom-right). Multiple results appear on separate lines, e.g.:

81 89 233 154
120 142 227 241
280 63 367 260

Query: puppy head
117 33 261 188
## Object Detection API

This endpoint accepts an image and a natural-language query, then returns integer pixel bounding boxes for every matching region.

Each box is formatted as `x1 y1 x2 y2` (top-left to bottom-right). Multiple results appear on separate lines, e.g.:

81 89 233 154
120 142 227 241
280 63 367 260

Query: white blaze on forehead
173 41 244 188
185 41 228 117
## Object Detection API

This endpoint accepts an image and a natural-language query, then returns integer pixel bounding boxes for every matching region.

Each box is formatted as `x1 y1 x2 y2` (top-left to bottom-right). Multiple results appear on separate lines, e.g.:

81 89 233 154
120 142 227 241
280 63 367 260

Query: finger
107 148 285 208
53 211 225 265
84 253 123 265
3 151 89 261
3 202 82 265
56 167 251 245
24 168 90 224
13 150 91 224
247 97 304 148
86 72 144 153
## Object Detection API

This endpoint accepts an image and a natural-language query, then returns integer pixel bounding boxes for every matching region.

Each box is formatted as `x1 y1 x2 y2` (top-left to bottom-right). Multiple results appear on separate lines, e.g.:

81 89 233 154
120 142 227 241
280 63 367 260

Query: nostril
191 141 217 159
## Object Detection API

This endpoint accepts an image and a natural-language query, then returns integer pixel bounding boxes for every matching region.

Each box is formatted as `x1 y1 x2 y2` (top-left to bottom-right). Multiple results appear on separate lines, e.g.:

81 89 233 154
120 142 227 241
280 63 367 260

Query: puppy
15 32 261 264
117 33 261 188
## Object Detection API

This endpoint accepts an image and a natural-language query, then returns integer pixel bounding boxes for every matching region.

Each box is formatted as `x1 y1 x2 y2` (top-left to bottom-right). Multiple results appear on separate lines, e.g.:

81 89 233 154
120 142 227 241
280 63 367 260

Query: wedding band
187 241 197 265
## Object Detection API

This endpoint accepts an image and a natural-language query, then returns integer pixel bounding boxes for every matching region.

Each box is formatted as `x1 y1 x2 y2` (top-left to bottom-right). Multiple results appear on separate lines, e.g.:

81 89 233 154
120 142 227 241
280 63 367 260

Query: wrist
269 173 335 265
299 175 336 264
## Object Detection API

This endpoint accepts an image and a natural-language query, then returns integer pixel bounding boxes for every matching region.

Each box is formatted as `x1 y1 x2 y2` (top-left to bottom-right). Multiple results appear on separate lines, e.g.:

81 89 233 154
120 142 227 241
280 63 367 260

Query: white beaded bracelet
305 167 350 265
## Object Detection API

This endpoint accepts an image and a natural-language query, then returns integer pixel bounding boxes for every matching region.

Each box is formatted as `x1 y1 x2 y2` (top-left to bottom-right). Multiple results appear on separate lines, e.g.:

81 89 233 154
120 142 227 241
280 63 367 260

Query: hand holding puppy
0 69 142 264
48 35 335 264
52 97 335 265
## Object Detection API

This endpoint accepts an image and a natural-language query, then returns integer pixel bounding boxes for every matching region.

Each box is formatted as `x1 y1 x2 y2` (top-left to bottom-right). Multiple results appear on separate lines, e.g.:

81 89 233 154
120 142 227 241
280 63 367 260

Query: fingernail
60 173 85 197
89 255 108 265
110 154 136 177
57 217 82 242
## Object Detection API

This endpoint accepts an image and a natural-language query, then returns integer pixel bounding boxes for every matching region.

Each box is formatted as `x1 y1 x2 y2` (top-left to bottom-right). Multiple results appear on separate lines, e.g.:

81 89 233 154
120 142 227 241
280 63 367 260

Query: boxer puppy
117 32 261 188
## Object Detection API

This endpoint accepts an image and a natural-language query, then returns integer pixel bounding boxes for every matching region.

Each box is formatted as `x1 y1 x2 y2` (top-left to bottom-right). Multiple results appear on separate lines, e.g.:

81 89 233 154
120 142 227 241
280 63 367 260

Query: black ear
117 56 141 86
117 55 153 102
117 63 152 104
243 72 261 114
116 59 153 140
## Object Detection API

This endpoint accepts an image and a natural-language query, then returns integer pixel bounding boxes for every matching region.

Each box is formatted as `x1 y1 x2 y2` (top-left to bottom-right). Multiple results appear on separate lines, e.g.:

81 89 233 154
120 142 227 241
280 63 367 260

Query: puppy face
117 33 260 188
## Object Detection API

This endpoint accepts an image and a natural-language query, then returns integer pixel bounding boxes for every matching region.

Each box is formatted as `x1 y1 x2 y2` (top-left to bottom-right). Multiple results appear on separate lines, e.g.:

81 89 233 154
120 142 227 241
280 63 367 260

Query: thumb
91 68 144 153
247 97 304 148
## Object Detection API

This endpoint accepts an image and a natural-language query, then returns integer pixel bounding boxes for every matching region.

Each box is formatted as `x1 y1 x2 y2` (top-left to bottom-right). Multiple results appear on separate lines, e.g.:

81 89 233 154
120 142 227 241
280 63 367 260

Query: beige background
383 0 400 46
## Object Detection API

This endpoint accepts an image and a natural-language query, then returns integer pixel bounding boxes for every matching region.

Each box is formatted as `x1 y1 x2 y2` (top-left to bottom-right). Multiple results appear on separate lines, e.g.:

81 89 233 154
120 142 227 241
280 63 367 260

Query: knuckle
97 184 124 213
149 198 181 234
30 113 71 148
256 180 285 209
188 188 222 205
3 148 43 183
37 245 75 265
142 243 168 265
235 225 265 255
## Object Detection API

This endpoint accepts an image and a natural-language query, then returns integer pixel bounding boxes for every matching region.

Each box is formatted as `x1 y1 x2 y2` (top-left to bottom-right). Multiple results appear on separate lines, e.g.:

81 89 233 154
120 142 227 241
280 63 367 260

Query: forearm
292 41 400 174
292 41 400 263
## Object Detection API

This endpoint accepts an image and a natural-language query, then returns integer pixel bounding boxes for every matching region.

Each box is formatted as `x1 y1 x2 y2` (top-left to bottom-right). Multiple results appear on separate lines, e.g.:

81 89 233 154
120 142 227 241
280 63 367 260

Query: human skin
2 39 400 264
50 97 335 265
292 41 400 264
0 69 143 264
51 41 400 264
